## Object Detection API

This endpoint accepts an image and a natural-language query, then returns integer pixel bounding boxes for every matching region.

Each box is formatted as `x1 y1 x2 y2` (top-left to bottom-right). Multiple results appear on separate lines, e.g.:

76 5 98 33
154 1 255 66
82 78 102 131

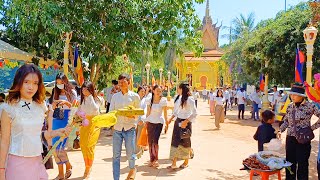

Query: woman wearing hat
280 83 320 179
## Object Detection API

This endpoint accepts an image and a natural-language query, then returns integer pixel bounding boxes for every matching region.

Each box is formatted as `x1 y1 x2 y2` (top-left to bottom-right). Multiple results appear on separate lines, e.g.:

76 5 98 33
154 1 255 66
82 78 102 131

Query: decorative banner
0 61 3 68
4 59 9 64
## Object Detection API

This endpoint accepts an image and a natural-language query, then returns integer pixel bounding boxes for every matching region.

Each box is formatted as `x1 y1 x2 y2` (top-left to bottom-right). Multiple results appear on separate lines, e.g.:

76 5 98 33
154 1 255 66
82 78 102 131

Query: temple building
175 0 231 89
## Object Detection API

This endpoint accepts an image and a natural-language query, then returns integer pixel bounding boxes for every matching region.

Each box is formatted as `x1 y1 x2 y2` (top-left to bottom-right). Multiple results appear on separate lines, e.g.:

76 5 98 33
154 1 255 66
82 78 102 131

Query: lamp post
145 62 151 85
303 25 318 85
262 60 270 110
167 71 171 101
159 68 163 86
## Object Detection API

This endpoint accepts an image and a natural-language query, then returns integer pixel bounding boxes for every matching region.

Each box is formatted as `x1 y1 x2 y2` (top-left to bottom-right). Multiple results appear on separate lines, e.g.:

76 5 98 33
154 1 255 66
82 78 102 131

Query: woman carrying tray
279 83 320 180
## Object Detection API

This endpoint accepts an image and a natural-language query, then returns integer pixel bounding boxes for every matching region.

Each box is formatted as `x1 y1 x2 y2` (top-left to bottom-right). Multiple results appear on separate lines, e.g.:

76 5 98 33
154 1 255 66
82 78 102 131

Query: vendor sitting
253 110 277 152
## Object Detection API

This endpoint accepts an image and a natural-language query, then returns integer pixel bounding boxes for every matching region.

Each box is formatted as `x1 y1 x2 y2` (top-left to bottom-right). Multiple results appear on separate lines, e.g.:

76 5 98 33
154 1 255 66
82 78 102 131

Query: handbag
73 135 80 149
180 128 191 139
53 107 64 119
292 108 315 144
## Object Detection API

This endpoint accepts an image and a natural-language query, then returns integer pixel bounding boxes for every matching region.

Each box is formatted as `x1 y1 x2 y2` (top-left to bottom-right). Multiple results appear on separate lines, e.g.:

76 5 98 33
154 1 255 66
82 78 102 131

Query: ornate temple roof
182 0 223 62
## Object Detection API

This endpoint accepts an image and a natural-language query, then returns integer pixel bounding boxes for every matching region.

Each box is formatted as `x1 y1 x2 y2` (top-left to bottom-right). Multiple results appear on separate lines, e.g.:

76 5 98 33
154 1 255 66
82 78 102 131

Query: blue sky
194 0 308 46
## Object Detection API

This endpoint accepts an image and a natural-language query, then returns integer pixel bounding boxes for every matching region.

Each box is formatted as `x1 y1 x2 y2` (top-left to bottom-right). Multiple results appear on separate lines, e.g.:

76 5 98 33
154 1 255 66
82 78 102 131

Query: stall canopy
0 40 56 66
0 40 33 62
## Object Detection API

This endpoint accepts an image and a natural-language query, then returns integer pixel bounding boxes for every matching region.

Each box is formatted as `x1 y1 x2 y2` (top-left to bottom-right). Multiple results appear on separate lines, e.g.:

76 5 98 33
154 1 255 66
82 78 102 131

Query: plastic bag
267 159 284 170
264 138 282 152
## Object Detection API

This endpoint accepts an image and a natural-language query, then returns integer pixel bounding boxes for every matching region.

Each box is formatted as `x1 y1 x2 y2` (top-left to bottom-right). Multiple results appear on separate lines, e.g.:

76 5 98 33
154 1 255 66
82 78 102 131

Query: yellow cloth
80 116 101 168
91 111 118 128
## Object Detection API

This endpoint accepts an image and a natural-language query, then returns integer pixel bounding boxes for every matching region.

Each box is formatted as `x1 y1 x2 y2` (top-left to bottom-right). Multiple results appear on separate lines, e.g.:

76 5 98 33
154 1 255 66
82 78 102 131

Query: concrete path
48 100 319 180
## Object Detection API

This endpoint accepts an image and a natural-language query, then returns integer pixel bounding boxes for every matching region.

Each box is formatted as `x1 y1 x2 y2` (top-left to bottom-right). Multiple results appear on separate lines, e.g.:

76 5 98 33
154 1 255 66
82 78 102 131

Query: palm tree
222 12 256 44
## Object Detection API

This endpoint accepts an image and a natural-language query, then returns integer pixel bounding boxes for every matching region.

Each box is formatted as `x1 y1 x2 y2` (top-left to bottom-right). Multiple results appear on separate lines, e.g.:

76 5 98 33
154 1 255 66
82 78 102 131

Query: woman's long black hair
216 89 223 98
179 83 191 108
150 85 160 108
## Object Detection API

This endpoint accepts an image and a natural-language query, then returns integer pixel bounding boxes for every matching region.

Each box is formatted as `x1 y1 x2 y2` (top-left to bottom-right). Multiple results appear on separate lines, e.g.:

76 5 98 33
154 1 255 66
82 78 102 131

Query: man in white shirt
272 86 282 113
223 87 231 115
105 80 118 113
237 88 246 119
249 87 261 120
109 74 140 180
202 87 208 102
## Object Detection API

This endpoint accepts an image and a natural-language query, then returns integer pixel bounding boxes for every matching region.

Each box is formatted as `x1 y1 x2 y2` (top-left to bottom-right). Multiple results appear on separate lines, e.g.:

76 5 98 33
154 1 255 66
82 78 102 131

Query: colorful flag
259 74 265 91
74 47 84 86
295 48 304 83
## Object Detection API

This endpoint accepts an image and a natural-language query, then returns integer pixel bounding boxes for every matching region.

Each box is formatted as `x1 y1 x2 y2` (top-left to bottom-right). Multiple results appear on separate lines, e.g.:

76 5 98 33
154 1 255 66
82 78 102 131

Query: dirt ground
48 100 320 180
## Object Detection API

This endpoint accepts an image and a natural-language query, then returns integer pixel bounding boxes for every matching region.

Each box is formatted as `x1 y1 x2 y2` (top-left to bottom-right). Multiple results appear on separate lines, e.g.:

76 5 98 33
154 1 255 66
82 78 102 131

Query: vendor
279 83 320 180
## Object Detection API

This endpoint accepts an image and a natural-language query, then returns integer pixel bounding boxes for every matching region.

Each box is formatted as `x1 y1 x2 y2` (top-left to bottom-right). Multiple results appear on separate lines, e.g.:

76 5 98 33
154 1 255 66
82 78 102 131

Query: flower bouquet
42 101 89 164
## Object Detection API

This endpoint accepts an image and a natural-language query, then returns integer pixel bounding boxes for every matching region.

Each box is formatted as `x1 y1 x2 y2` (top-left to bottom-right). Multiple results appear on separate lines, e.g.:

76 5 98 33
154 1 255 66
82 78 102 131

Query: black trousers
146 122 163 162
286 136 311 180
235 98 238 105
106 102 110 113
238 104 245 119
224 99 228 115
195 100 198 108
318 160 320 179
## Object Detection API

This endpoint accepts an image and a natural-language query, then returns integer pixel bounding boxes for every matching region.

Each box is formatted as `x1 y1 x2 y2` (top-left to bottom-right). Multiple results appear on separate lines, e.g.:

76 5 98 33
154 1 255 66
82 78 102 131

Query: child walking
253 110 276 151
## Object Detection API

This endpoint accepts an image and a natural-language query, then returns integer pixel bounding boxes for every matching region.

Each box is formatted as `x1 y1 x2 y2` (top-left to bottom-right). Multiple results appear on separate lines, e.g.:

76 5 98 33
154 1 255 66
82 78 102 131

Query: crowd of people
0 64 198 180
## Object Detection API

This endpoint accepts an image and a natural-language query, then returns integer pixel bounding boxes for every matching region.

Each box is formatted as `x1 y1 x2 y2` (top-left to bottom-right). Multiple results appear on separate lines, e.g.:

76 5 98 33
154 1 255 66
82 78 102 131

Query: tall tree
0 0 204 88
222 12 255 43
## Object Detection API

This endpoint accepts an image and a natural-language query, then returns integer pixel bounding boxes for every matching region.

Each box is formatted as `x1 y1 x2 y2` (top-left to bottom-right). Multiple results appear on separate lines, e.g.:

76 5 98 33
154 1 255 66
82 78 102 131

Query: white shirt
192 91 200 100
110 90 140 131
145 98 167 124
3 101 47 157
105 87 113 103
237 91 246 105
223 91 230 101
173 96 197 123
209 92 215 101
202 89 208 96
139 97 148 122
272 91 281 105
79 95 101 116
249 92 261 104
215 97 225 106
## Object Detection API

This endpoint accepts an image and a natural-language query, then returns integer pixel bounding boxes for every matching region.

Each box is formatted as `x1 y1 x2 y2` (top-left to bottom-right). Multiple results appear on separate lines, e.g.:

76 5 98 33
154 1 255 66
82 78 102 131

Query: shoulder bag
292 108 314 144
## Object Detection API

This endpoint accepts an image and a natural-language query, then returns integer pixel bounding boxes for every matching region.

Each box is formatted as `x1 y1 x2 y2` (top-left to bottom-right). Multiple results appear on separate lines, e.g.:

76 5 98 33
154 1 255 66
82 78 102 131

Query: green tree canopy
223 2 320 87
0 0 204 88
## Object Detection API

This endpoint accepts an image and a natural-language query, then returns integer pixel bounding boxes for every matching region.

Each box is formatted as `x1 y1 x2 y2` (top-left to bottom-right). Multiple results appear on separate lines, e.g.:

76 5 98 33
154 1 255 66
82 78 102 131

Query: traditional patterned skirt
169 118 192 160
52 109 70 165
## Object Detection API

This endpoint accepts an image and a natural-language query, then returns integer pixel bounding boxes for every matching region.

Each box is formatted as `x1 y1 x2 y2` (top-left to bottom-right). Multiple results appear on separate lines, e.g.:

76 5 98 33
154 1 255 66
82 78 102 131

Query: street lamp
145 62 151 85
167 71 171 101
159 68 163 86
303 25 318 85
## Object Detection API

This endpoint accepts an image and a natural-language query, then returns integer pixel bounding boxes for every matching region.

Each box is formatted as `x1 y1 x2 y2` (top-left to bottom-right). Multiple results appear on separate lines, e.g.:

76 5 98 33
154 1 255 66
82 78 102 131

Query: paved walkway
48 100 319 180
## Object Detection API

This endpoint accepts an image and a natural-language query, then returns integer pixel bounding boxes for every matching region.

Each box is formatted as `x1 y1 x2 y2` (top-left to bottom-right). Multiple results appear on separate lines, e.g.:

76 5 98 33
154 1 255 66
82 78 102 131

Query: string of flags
0 58 60 70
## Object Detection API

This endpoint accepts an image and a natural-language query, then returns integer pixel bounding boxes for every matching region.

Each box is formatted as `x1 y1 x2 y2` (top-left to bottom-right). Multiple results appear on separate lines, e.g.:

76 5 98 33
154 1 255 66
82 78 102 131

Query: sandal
126 168 137 180
152 161 159 168
53 176 65 180
190 148 194 159
65 167 72 179
179 164 189 169
167 165 178 170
